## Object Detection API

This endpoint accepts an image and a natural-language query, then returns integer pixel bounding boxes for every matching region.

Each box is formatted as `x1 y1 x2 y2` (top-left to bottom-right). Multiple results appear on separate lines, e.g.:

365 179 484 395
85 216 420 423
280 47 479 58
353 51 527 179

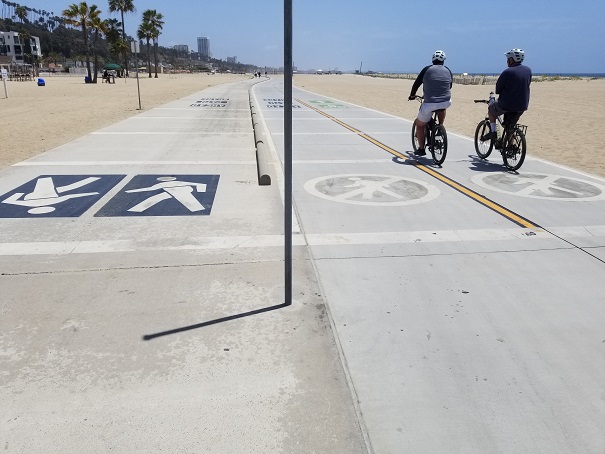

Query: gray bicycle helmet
505 48 525 63
432 50 446 62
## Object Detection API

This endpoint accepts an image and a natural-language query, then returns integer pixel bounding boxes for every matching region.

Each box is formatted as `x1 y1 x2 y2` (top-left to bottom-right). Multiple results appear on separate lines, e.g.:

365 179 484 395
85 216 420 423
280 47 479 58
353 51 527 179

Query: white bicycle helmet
432 50 446 62
505 48 525 63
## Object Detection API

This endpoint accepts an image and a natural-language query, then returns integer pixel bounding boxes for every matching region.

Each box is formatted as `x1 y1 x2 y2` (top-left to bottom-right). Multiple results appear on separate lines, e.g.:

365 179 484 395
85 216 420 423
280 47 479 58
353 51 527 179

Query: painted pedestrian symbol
471 172 605 201
96 175 219 217
0 175 126 218
304 174 439 206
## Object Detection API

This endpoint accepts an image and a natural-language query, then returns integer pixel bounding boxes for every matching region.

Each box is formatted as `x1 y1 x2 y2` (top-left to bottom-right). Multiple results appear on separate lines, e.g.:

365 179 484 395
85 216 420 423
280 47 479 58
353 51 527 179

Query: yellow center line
295 98 540 229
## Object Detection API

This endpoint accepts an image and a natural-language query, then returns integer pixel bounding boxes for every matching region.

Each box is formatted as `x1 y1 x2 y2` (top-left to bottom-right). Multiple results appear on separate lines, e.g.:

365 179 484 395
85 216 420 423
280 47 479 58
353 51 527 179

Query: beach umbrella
103 63 122 70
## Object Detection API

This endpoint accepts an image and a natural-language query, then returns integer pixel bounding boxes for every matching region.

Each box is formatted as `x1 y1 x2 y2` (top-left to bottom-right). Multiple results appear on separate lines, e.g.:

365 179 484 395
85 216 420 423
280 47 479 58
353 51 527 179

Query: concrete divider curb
249 88 272 186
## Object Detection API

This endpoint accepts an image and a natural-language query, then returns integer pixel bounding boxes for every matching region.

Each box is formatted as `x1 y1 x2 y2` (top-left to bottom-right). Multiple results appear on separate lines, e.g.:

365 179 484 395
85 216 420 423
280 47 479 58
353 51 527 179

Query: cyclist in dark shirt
408 50 453 156
481 48 532 141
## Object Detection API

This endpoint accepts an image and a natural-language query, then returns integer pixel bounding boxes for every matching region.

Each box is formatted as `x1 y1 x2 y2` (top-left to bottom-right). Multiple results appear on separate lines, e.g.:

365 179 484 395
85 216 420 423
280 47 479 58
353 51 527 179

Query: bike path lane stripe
295 98 540 230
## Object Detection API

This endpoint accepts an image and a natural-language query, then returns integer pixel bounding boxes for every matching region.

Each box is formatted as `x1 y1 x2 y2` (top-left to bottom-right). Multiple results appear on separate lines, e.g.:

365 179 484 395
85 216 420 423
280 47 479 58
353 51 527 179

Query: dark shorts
488 101 523 126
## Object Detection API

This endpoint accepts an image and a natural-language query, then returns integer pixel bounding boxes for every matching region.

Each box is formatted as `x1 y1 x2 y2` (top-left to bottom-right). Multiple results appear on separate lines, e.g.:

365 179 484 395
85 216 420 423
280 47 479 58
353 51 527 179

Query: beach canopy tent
103 63 125 78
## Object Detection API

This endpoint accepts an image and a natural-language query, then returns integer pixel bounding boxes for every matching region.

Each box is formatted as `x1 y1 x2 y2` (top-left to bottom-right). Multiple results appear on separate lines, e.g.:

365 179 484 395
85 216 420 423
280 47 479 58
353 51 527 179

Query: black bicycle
473 96 527 171
410 96 448 166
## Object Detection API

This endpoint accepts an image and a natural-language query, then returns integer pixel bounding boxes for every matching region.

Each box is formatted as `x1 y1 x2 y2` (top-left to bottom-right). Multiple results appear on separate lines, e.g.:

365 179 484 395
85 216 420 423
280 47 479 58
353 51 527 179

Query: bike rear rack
515 124 528 135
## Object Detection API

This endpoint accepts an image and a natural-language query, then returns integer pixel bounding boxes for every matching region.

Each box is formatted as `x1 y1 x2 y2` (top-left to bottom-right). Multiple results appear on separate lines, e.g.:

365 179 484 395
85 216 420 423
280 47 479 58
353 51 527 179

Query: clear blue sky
29 0 605 73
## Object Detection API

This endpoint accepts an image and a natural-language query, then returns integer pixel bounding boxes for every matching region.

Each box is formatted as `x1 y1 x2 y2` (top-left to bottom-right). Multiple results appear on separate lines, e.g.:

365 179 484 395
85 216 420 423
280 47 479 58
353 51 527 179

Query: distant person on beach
408 50 453 156
481 48 532 142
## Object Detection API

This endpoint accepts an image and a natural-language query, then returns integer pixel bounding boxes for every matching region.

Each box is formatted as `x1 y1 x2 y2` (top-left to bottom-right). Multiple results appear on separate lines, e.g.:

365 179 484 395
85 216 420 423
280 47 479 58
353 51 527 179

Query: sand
1 72 603 178
294 74 605 178
0 73 248 168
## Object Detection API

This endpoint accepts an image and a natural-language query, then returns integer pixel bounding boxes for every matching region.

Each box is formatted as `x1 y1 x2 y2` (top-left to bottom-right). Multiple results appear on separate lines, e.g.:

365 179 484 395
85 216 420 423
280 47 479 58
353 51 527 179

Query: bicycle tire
502 127 527 171
411 122 420 152
474 120 493 159
431 125 447 165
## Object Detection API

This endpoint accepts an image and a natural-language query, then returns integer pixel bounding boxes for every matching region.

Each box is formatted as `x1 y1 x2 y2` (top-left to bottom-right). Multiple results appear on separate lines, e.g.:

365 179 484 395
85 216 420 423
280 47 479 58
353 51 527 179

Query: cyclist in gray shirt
408 50 453 156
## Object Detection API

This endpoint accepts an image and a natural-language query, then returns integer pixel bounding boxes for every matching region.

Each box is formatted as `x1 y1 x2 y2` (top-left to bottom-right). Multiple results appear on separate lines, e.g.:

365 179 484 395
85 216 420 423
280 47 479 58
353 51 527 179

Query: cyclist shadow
391 151 443 169
467 155 520 174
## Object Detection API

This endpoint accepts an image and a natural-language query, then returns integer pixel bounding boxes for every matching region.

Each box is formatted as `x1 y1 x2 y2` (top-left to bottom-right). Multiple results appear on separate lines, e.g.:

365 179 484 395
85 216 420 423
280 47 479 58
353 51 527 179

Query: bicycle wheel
502 127 527 171
411 122 420 152
474 119 493 159
431 125 447 165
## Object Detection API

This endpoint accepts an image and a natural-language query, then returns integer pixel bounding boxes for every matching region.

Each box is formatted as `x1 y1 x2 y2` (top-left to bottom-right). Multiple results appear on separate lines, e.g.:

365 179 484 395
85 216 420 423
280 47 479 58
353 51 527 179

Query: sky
26 0 605 74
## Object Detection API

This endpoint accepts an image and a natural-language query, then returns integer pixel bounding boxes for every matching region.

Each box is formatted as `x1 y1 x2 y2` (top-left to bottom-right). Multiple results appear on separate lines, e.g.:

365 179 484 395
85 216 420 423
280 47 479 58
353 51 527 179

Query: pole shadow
142 302 290 341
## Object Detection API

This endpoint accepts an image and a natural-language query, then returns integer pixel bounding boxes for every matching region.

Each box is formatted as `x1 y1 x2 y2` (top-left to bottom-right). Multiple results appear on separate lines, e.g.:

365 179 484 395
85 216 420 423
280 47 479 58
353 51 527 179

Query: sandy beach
0 73 248 168
1 72 604 178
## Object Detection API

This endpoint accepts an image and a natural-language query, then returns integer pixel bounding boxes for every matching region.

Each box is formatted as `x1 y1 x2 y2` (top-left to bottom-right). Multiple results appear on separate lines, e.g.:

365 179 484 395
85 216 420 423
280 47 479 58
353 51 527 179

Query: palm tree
142 9 163 78
62 2 100 83
15 5 26 22
136 19 153 78
152 12 163 78
89 12 107 83
108 0 135 75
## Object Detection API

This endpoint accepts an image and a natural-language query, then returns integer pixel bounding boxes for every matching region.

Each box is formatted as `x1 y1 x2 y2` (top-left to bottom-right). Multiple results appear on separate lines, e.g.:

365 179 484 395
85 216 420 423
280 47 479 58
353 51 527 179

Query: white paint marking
91 132 253 135
5 225 604 257
13 161 256 167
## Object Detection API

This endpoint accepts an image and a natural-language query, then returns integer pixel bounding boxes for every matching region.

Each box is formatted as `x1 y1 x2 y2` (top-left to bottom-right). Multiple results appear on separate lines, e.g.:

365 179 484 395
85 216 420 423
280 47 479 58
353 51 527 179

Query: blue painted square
95 175 220 217
0 175 126 218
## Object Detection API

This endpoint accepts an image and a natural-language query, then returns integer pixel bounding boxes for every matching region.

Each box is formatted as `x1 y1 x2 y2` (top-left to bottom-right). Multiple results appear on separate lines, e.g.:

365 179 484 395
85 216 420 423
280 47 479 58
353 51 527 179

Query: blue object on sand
37 78 45 86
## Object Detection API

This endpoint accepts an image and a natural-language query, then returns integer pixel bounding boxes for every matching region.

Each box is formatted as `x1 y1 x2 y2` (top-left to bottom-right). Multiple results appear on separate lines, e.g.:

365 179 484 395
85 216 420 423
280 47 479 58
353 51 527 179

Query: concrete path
255 77 605 453
0 78 367 453
3 75 605 453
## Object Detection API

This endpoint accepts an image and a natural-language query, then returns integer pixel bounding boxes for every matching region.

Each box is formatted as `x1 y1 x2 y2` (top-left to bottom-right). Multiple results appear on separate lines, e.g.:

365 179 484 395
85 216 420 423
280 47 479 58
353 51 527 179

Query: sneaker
414 148 426 156
481 131 497 142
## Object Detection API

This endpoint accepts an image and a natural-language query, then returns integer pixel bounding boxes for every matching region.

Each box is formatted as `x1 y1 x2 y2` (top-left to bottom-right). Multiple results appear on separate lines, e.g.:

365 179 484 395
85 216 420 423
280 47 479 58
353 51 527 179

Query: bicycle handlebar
474 99 489 104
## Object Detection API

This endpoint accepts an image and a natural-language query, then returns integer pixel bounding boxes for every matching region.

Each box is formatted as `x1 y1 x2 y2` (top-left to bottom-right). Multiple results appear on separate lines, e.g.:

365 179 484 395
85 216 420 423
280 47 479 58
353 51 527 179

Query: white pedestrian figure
1 176 100 214
125 176 207 212
337 177 405 200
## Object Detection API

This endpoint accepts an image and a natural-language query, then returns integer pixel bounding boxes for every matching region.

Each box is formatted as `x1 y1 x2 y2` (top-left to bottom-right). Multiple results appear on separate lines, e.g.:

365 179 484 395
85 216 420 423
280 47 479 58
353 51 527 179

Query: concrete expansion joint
1 259 290 276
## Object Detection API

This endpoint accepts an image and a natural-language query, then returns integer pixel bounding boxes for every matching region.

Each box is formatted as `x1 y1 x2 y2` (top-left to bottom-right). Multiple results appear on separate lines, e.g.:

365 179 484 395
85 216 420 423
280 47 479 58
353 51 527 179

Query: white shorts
418 100 451 123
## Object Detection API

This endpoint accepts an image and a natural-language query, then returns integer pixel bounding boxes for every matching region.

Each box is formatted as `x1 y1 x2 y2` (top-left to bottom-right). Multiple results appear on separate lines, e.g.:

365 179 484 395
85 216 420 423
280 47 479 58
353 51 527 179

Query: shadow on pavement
142 302 290 341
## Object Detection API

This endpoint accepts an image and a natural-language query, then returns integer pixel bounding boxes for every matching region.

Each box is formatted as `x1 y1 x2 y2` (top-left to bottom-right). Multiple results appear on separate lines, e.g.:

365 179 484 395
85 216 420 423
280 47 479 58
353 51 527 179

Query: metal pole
133 41 142 110
284 0 293 306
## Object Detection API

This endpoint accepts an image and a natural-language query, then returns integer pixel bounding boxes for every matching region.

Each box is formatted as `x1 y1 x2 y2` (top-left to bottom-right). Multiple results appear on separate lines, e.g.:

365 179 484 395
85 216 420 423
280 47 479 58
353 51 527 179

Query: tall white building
0 31 42 64
197 36 210 59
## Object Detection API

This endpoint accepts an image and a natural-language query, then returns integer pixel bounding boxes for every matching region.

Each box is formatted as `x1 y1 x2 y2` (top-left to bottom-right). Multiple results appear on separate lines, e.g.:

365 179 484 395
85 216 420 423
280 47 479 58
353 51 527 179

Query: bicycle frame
411 96 448 165
474 97 528 170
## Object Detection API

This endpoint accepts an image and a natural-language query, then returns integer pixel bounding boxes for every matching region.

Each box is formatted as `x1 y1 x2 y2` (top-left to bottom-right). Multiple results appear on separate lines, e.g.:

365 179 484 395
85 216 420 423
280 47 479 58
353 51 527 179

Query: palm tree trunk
92 33 99 83
83 24 92 82
153 39 158 78
146 40 151 78
121 10 129 75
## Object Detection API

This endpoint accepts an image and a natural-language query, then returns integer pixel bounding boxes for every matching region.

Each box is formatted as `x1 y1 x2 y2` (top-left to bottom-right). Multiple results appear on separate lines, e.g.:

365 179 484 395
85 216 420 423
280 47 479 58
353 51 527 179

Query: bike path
254 77 605 453
0 79 368 453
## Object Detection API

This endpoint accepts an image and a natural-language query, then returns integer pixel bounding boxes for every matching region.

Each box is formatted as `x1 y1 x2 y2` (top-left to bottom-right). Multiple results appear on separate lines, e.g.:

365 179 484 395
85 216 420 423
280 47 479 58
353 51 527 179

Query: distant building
197 36 210 59
174 44 189 55
0 31 42 65
226 56 237 64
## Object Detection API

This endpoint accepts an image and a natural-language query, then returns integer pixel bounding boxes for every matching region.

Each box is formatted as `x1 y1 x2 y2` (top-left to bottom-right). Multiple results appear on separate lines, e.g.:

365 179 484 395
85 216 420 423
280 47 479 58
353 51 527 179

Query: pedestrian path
0 78 368 454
